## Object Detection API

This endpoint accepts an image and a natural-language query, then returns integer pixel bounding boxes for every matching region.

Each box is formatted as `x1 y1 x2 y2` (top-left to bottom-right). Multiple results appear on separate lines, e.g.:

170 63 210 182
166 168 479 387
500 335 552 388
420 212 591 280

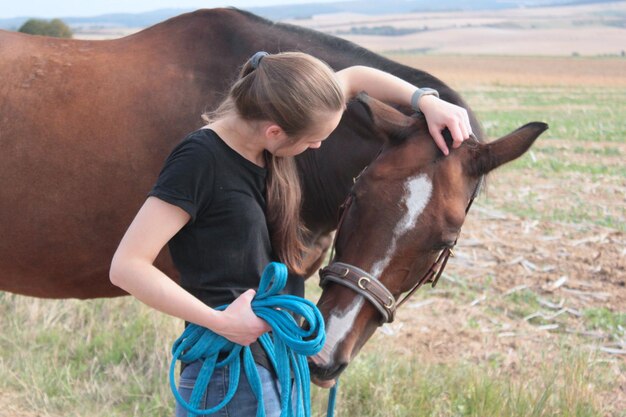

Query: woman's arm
109 196 270 345
335 65 471 155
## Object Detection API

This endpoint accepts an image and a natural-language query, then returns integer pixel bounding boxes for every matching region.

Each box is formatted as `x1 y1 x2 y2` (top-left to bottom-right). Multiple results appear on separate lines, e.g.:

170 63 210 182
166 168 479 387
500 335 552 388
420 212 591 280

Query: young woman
109 51 471 416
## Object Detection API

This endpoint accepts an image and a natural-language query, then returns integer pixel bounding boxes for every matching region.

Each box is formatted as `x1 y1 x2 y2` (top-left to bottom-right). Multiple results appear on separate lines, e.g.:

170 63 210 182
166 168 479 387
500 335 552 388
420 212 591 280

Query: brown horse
0 8 482 298
0 6 549 389
308 95 547 383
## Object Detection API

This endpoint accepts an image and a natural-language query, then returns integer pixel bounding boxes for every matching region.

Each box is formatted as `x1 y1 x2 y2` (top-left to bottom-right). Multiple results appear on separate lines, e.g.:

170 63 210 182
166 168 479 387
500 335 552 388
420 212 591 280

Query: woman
109 51 471 416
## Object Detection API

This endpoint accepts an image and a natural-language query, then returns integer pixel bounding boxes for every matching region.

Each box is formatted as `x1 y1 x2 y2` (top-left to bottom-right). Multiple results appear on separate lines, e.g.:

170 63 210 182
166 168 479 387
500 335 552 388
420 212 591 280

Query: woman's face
272 109 344 157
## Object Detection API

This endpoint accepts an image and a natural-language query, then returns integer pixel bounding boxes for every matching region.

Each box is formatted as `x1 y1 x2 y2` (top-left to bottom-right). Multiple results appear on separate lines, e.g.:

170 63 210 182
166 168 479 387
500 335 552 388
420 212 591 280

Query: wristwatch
410 88 439 114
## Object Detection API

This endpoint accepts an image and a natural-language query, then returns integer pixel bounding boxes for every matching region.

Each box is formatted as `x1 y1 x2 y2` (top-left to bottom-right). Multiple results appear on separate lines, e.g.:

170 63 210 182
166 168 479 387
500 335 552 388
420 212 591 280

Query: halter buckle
358 276 370 289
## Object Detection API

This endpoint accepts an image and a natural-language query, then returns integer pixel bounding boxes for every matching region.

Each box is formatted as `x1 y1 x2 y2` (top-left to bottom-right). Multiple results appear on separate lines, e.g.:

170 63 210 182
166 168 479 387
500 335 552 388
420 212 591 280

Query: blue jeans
174 360 286 417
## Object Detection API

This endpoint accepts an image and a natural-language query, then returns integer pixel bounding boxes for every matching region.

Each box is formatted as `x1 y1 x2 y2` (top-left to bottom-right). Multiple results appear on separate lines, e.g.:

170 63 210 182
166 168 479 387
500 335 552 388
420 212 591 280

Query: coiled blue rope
169 262 328 417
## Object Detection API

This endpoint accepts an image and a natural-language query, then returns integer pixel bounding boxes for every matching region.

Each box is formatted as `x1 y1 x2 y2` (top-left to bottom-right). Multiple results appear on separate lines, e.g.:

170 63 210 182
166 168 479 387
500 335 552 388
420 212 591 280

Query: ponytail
202 52 344 274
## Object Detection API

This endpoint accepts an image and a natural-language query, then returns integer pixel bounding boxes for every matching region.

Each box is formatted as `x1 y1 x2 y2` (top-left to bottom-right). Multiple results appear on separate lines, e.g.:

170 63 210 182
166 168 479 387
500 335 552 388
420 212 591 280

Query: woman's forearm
110 259 223 329
336 65 417 106
109 258 270 345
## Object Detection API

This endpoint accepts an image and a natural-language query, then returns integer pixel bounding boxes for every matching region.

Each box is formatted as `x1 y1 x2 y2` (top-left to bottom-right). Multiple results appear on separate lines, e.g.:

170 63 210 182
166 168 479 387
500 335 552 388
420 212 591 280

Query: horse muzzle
308 355 347 384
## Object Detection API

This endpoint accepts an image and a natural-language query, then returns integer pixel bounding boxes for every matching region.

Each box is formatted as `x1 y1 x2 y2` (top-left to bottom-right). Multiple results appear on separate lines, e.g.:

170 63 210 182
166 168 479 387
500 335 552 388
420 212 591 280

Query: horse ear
355 92 415 141
469 122 548 176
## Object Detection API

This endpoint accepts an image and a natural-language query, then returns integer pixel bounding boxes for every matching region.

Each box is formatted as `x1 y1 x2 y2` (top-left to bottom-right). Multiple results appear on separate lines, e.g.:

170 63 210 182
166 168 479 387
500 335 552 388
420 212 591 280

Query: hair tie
250 51 269 69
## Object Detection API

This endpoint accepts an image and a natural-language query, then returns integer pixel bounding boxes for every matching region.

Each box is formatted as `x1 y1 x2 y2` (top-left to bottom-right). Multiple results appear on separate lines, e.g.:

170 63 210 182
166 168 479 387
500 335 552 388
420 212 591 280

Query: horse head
309 93 548 385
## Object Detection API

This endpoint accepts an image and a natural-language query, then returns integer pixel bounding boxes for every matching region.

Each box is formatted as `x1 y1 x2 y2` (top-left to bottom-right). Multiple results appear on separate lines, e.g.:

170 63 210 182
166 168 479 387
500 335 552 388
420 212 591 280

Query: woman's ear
264 123 287 141
262 122 292 154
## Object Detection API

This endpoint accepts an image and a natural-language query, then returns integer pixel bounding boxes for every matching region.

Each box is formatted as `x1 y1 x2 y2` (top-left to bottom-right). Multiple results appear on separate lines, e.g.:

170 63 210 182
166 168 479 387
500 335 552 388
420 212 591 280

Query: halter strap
320 134 482 324
320 262 396 323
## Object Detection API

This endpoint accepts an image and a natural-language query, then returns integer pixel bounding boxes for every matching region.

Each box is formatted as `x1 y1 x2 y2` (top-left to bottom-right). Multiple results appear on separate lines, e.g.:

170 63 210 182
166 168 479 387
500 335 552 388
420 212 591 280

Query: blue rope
326 381 339 417
169 262 328 417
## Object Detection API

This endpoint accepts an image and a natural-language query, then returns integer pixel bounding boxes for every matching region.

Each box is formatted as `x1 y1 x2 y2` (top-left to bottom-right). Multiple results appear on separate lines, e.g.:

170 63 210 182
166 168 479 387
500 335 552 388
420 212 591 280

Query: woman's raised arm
335 65 472 155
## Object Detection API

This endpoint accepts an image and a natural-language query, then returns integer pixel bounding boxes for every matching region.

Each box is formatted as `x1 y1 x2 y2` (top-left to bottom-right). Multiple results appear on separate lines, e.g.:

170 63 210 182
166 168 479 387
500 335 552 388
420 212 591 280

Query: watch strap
410 87 440 114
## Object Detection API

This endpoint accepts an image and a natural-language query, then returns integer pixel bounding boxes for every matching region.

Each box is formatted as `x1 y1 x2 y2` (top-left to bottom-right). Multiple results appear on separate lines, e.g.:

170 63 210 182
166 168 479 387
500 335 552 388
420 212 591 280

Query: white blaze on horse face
370 174 433 278
315 174 432 366
315 296 365 365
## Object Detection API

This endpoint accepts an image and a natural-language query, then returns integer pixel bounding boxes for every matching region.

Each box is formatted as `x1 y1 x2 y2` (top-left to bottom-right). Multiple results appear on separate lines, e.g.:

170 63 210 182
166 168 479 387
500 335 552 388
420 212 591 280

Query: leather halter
319 137 482 324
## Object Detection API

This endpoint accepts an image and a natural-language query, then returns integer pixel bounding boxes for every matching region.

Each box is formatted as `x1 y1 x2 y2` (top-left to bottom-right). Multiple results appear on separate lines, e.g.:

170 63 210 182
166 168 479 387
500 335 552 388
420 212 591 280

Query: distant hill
0 0 622 30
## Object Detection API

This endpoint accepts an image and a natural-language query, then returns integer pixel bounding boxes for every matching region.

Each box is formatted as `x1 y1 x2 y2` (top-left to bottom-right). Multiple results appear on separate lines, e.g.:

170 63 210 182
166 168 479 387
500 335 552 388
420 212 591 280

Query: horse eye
438 242 454 250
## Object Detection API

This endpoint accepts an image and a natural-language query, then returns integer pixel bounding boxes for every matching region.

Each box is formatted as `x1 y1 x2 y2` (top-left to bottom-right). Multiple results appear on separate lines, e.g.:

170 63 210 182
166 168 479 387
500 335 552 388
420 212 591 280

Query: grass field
1 54 624 417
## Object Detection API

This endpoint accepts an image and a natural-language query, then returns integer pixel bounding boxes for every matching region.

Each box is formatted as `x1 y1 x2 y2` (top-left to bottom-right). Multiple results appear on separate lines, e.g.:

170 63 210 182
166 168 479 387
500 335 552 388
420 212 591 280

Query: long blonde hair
202 52 345 274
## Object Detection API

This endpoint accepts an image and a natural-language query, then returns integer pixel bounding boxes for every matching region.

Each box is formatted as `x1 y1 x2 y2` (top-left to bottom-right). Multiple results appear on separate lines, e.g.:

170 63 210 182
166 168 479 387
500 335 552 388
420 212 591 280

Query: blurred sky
1 0 353 19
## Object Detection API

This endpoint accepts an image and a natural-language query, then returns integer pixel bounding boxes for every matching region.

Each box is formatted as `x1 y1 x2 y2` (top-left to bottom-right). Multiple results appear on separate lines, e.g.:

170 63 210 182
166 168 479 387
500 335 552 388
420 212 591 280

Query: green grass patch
572 146 622 156
501 288 541 320
530 145 622 157
460 85 625 236
504 152 626 176
462 87 626 144
583 307 626 334
486 198 626 232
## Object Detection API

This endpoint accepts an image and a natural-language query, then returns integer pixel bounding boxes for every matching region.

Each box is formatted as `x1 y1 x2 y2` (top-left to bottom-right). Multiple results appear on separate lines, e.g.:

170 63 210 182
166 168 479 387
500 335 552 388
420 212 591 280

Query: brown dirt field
341 27 626 56
287 2 626 57
387 54 626 88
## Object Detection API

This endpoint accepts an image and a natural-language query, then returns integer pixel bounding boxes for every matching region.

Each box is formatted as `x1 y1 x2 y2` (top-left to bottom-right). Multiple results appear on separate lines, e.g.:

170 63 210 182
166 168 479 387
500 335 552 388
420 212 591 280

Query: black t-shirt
147 128 304 371
147 128 303 307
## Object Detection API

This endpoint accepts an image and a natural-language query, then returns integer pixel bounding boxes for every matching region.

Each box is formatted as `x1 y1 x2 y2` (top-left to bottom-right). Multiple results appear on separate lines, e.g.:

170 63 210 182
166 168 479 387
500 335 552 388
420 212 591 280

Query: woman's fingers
421 97 473 154
217 289 271 345
429 125 449 156
448 122 465 149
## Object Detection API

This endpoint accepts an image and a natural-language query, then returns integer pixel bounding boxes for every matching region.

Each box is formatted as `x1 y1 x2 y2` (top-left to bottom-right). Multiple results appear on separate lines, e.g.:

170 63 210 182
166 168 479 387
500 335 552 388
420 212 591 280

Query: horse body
1 23 209 297
0 8 479 298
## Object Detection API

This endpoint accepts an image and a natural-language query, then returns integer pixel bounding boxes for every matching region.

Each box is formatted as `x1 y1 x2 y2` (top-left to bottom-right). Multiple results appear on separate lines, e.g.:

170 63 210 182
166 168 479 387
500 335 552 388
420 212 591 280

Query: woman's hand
214 289 272 346
419 95 472 156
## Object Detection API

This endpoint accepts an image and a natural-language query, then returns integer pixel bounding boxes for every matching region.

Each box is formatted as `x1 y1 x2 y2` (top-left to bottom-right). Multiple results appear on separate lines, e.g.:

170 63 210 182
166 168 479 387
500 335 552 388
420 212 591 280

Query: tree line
18 18 72 38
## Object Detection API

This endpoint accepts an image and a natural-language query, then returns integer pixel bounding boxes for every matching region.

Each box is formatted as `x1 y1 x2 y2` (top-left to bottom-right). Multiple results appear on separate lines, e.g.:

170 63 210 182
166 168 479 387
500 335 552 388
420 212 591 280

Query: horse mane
227 8 397 70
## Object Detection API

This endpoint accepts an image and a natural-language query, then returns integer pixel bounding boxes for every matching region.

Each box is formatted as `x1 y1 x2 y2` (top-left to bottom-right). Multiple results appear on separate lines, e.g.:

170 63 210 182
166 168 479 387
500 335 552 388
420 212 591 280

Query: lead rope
327 381 339 417
169 262 339 417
